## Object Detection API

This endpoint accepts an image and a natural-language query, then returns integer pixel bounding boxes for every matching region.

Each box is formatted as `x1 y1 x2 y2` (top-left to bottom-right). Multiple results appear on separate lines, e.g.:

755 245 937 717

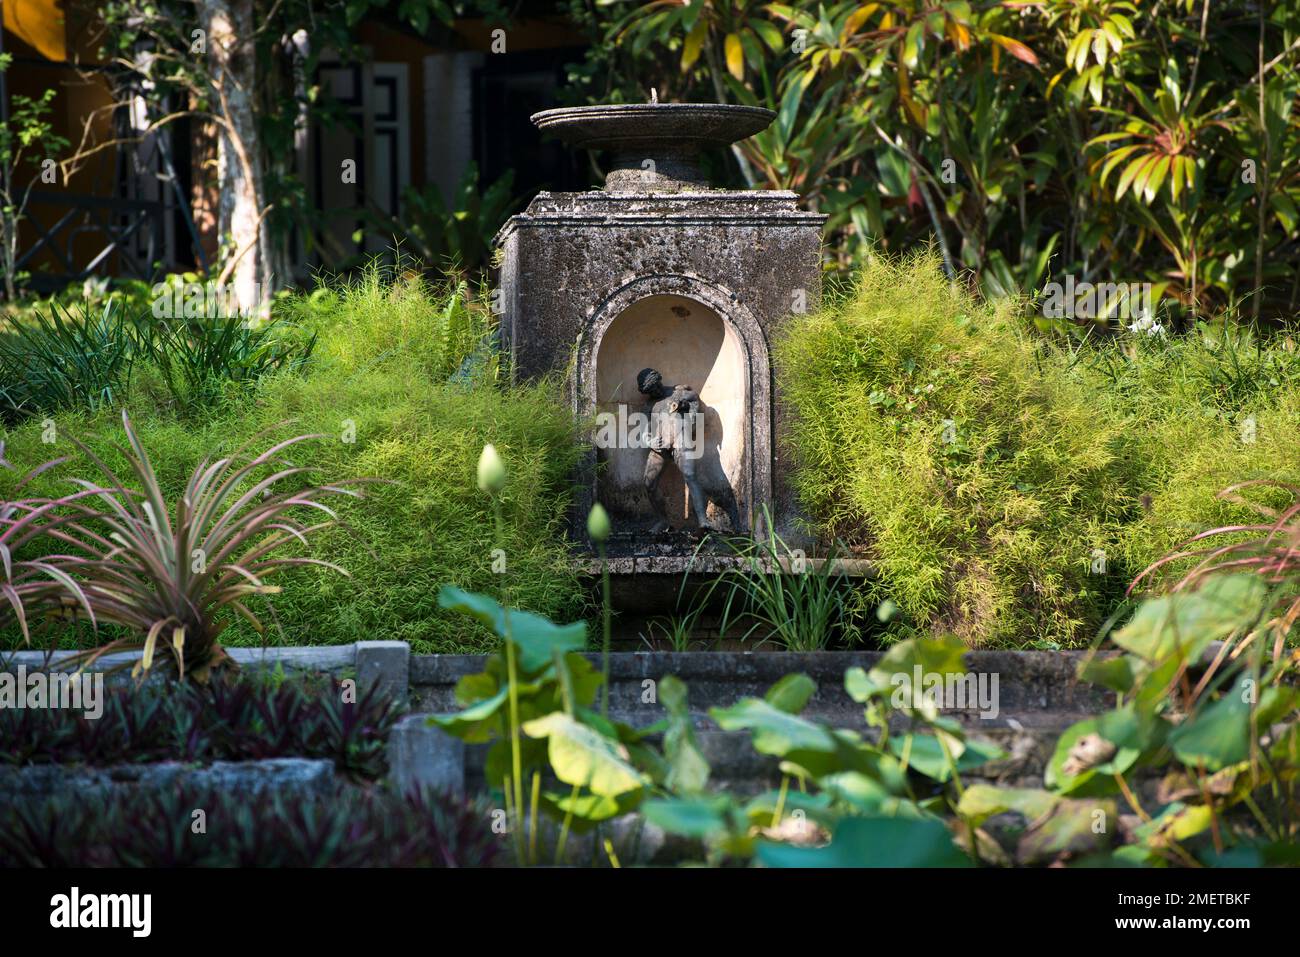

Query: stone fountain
494 101 825 569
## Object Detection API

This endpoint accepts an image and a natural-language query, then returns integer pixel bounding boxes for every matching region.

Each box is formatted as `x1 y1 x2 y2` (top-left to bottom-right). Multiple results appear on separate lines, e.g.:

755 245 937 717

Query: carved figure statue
637 367 741 533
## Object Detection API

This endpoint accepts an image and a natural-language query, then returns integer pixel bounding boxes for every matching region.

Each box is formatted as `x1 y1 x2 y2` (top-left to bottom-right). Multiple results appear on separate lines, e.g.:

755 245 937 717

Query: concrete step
396 650 1114 795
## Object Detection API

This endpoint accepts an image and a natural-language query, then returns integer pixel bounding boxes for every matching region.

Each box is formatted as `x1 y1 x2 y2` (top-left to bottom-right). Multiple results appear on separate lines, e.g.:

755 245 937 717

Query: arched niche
576 274 771 538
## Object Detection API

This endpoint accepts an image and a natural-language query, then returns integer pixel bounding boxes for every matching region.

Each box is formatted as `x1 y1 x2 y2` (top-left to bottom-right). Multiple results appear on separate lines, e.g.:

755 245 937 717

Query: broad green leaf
438 586 586 673
765 673 816 713
1169 675 1253 772
428 685 509 740
1016 798 1117 864
743 789 834 827
757 816 970 868
643 796 732 838
523 712 647 797
542 789 642 829
957 784 1058 826
660 675 710 794
890 733 1002 781
709 697 836 756
1110 574 1265 665
1078 654 1135 693
818 771 924 816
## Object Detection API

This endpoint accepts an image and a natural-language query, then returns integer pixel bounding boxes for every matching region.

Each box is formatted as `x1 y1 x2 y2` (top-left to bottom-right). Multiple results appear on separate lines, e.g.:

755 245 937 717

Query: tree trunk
201 0 273 316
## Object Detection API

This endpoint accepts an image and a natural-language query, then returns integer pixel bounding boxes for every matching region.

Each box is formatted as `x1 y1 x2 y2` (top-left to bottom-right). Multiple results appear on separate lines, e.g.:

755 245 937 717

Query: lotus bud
587 502 611 544
477 444 506 495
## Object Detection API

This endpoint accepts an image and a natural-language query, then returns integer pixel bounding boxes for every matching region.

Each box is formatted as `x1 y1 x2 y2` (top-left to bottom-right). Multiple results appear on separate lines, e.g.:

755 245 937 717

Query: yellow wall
3 0 66 62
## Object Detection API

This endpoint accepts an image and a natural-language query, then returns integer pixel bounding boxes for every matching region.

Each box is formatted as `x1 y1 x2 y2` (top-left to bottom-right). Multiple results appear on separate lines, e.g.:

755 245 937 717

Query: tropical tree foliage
565 0 1300 324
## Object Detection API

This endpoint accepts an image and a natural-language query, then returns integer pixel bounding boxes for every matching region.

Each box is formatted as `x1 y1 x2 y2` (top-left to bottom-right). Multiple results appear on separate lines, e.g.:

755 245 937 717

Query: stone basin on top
531 102 776 192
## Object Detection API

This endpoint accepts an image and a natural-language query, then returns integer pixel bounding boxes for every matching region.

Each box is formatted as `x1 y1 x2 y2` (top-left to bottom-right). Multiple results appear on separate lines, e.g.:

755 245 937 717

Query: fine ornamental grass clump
0 298 136 421
776 252 1300 648
0 291 314 423
776 252 1139 647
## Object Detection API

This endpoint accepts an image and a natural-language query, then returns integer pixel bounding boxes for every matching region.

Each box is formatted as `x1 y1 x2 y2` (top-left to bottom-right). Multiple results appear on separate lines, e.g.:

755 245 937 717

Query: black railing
17 190 167 294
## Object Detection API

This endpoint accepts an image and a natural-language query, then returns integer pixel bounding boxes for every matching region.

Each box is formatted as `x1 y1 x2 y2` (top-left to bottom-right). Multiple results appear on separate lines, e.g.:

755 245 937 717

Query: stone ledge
0 758 336 800
411 649 1117 732
571 555 876 576
1 643 357 676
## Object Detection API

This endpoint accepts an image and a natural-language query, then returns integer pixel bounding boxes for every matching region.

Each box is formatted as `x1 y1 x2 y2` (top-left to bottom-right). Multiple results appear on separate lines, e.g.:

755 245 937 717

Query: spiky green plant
0 411 373 681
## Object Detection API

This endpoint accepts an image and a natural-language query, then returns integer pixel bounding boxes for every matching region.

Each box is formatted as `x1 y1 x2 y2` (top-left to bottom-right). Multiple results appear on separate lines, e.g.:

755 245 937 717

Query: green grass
0 263 585 654
776 252 1300 648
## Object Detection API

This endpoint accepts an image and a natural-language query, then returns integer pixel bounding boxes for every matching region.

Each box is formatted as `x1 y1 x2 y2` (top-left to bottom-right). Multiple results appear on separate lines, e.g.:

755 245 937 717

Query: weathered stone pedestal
495 103 825 557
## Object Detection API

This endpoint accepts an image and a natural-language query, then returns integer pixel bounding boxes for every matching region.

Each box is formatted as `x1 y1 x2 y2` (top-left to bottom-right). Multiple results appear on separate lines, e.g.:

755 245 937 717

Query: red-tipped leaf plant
0 411 375 681
1131 479 1300 666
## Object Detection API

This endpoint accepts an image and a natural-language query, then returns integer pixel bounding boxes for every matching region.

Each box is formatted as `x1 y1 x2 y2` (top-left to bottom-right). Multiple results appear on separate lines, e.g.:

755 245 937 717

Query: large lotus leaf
541 789 644 831
1046 716 1137 795
873 634 968 681
1110 574 1266 665
438 585 586 672
889 732 1003 782
642 796 735 839
454 670 500 707
1169 675 1254 771
660 675 710 795
849 637 969 720
765 673 816 713
956 784 1059 826
1133 801 1215 846
844 665 889 703
1069 845 1155 868
1077 654 1137 693
743 789 835 828
565 653 604 710
779 732 908 795
428 686 509 742
1096 703 1166 764
523 712 647 797
1202 841 1300 868
757 816 971 868
869 634 967 685
817 771 928 817
709 697 837 757
1015 797 1118 865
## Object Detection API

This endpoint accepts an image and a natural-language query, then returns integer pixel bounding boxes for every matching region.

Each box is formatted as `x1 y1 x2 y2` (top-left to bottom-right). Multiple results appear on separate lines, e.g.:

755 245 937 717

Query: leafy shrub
0 784 500 867
776 252 1139 647
0 283 315 423
134 308 316 414
777 253 1300 647
1 267 584 655
0 671 400 780
0 298 136 421
363 164 518 276
276 259 492 384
